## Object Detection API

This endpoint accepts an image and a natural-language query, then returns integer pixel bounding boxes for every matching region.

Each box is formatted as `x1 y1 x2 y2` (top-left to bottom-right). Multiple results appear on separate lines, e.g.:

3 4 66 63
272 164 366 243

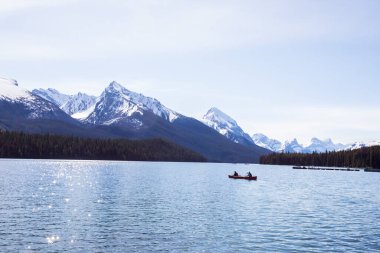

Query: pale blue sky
1 0 379 144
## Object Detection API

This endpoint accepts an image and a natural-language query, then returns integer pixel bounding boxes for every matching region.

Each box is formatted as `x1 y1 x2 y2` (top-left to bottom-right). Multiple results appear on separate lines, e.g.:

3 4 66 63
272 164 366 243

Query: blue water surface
0 160 379 252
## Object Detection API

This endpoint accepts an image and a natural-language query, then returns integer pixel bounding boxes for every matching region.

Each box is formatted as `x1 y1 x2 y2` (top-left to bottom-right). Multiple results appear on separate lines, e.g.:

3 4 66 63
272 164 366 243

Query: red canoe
228 175 257 180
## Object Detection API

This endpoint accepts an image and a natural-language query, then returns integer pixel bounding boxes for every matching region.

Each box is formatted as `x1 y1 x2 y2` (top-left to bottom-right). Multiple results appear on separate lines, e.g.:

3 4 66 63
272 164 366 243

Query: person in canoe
247 171 252 177
233 171 239 176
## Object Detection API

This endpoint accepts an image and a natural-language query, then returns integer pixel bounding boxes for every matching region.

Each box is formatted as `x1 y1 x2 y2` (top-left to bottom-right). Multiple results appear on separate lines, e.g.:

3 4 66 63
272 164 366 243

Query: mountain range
252 133 380 153
32 88 97 115
195 105 379 153
0 76 377 161
0 77 269 163
202 107 255 147
0 77 82 135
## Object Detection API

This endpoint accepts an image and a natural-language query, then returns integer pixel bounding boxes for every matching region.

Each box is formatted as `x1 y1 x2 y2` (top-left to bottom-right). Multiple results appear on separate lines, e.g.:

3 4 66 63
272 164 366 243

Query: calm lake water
0 160 379 252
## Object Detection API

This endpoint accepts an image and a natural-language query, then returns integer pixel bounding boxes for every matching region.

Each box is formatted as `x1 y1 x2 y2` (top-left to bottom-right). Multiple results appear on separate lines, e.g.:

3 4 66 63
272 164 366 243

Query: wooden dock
293 166 360 171
364 168 380 173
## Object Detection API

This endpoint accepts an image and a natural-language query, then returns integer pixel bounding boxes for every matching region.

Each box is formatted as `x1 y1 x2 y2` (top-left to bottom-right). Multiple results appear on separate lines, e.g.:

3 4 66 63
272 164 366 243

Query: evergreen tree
0 131 207 162
260 146 380 169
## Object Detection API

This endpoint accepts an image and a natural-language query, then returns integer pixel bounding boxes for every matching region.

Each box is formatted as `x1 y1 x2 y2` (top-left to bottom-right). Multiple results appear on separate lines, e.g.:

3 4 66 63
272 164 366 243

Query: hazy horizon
1 0 379 144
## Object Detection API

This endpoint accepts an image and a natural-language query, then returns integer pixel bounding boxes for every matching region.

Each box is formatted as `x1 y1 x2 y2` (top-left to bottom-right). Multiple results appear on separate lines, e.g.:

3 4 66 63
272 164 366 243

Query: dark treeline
260 146 380 169
0 131 207 162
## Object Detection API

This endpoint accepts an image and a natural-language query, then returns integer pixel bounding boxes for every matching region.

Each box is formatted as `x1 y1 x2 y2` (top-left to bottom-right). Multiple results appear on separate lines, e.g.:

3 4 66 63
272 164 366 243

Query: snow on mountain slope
361 140 380 148
252 133 282 152
283 138 304 153
252 132 365 153
0 77 32 100
71 103 96 119
0 77 75 121
32 88 96 115
202 107 254 145
82 81 182 125
32 88 71 107
61 92 96 115
303 138 345 153
342 141 380 151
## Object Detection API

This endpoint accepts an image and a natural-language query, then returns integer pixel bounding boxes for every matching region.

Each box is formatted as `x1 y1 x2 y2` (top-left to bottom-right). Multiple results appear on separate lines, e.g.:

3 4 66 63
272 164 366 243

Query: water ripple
0 160 379 252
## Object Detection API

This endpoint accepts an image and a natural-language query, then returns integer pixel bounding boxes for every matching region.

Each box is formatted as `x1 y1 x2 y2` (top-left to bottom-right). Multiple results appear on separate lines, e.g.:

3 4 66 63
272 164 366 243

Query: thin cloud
0 0 76 12
245 105 380 144
1 0 379 144
1 0 379 60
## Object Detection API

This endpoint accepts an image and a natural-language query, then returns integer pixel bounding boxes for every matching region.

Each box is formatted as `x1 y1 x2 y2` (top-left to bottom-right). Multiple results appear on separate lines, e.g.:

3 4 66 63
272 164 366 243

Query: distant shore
260 146 380 170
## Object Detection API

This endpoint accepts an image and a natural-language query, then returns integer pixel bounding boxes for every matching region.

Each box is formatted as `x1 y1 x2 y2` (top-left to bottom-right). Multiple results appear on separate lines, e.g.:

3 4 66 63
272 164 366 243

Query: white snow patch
72 104 96 119
341 140 380 151
84 81 181 125
252 133 283 152
0 77 32 100
202 107 253 145
112 84 180 122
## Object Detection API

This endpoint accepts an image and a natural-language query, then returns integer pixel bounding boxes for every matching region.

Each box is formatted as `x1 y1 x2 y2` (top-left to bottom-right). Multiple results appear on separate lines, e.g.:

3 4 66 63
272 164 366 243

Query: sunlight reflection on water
0 160 379 252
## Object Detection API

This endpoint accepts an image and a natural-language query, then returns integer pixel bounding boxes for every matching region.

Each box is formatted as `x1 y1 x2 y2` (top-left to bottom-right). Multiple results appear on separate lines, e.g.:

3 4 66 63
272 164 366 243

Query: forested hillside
0 131 206 162
260 146 380 169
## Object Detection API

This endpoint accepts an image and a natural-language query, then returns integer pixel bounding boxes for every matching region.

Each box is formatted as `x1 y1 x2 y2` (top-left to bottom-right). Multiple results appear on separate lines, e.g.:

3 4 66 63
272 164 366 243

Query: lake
0 160 379 252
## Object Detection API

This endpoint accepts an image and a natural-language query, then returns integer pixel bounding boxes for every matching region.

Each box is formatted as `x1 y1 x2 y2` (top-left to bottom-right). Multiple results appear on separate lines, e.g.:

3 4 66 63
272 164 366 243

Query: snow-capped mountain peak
303 137 345 153
342 140 380 151
287 138 299 145
202 107 254 145
0 77 32 101
32 88 96 116
0 77 18 87
32 88 71 106
0 77 76 121
309 137 333 145
282 138 304 153
252 133 282 152
82 81 182 125
107 80 125 92
203 107 239 130
60 92 96 115
251 132 359 153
